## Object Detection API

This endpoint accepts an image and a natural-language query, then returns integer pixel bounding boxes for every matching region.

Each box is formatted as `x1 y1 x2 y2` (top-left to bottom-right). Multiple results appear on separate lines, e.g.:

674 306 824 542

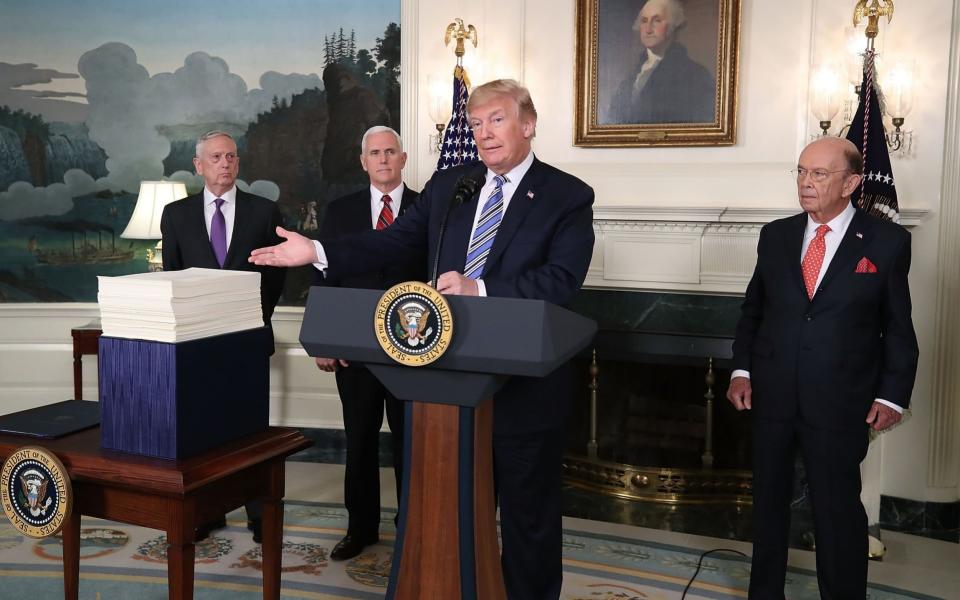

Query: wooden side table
0 426 311 599
70 320 102 400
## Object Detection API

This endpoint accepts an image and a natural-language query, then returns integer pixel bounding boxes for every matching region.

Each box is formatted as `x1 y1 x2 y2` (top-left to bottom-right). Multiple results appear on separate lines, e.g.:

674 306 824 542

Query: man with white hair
608 0 716 123
161 129 286 543
312 125 424 561
727 137 917 598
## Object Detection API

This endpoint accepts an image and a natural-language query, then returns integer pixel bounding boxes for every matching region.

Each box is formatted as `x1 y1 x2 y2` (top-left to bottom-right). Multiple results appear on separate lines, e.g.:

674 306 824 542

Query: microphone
430 165 486 287
451 168 485 207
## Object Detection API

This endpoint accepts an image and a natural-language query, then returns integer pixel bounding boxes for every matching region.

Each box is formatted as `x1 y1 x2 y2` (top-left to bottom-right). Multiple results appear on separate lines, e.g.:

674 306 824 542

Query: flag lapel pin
856 232 863 239
527 190 535 199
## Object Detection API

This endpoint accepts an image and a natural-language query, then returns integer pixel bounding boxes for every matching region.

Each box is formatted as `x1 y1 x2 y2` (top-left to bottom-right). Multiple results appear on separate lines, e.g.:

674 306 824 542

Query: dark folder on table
0 400 100 439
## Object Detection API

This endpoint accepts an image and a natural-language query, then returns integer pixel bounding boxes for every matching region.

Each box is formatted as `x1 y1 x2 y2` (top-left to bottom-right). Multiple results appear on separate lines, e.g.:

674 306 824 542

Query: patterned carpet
0 501 940 599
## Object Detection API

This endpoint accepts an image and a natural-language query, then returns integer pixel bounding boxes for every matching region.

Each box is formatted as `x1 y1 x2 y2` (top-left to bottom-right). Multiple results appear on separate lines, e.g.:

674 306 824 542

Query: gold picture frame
575 0 742 147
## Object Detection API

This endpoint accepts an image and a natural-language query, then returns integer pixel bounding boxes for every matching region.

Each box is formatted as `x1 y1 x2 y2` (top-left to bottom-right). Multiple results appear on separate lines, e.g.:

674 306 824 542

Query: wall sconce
811 49 914 156
121 181 187 271
427 78 452 154
810 63 844 136
882 60 914 153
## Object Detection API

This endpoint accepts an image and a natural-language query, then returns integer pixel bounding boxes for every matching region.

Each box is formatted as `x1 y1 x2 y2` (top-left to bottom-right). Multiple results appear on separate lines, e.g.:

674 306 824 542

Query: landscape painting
0 0 401 303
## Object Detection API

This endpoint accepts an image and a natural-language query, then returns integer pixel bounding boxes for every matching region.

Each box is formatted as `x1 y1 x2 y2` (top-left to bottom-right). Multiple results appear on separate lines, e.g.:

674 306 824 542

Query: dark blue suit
323 157 595 598
732 208 917 599
313 186 424 541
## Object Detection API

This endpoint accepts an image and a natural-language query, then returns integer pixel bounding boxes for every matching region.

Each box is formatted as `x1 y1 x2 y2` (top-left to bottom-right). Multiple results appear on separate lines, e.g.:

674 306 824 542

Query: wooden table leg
72 346 83 401
167 505 196 600
166 540 195 600
261 461 285 600
62 506 80 600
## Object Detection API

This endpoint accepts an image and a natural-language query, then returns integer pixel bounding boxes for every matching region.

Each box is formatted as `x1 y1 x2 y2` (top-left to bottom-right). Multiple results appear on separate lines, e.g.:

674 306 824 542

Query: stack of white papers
97 268 265 343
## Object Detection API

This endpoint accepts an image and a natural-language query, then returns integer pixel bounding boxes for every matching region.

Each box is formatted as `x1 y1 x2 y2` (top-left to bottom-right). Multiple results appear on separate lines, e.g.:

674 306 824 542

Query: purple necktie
210 198 227 267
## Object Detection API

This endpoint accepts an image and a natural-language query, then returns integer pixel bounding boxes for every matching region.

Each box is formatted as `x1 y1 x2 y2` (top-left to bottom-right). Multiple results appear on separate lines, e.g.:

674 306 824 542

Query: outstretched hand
249 227 317 267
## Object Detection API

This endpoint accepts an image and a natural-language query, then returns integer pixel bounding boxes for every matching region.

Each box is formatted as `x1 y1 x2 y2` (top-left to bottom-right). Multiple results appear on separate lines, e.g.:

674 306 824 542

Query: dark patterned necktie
377 195 394 230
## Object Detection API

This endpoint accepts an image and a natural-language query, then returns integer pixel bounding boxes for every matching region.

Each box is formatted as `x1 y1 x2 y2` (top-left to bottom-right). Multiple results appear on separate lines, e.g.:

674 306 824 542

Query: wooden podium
300 288 596 599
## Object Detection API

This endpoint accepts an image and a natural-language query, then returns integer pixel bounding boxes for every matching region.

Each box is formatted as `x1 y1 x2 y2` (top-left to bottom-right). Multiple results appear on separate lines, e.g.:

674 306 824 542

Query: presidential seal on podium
375 281 453 366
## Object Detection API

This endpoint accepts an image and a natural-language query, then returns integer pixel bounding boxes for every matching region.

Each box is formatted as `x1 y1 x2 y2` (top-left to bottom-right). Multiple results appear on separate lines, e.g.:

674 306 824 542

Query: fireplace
563 289 753 504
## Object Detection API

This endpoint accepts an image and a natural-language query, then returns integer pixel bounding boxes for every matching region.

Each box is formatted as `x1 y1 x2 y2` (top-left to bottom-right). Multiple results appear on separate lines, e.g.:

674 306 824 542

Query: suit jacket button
804 314 812 321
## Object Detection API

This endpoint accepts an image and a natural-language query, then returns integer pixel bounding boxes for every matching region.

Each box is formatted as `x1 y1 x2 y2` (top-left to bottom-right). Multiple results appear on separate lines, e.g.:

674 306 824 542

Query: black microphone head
453 165 486 205
467 162 487 183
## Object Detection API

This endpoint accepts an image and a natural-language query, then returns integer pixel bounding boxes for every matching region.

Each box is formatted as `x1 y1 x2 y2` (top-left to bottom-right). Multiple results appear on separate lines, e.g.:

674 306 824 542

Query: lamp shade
844 27 865 86
426 77 453 125
121 181 188 239
810 63 843 122
883 60 915 119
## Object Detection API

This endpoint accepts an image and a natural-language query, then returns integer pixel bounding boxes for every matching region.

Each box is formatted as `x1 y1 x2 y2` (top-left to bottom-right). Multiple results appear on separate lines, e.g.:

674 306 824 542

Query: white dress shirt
369 183 404 228
203 186 237 249
732 201 902 412
800 201 856 291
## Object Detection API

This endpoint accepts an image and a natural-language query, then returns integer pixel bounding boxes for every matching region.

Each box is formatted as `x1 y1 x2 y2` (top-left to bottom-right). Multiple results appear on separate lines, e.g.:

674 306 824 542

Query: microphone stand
430 168 485 287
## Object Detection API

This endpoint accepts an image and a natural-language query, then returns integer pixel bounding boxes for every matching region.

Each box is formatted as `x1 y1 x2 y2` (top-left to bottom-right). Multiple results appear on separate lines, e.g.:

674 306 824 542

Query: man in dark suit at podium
161 130 286 542
249 79 595 599
314 126 424 560
726 137 918 598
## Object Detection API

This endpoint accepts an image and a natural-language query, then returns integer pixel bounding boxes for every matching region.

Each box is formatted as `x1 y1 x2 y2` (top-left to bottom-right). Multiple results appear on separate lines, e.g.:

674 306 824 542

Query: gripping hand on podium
315 357 349 372
249 227 317 267
436 271 478 296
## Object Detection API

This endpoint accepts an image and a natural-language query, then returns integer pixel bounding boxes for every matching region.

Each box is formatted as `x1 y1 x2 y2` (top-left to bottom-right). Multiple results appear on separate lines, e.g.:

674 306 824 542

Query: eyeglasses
790 168 852 183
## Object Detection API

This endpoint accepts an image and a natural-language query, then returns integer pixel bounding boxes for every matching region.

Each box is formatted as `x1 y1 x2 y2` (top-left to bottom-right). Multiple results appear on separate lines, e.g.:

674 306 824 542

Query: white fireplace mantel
586 206 930 294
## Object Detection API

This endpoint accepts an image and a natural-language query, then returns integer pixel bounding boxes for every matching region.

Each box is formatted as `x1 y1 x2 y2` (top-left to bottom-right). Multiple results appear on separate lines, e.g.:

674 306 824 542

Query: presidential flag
845 50 900 223
436 65 479 171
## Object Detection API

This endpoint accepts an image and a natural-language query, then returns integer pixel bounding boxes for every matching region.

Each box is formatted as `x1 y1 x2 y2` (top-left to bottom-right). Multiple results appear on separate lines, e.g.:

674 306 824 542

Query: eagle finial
852 0 894 45
444 18 479 60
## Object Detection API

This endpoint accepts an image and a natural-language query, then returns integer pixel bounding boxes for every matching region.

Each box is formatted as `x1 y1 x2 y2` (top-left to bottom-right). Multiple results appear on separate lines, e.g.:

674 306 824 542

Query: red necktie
376 195 394 230
801 224 831 299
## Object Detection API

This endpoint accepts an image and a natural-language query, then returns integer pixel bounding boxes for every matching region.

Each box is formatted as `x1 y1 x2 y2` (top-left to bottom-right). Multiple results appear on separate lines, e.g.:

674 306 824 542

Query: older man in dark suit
727 136 918 599
250 79 595 599
313 126 424 561
160 130 286 542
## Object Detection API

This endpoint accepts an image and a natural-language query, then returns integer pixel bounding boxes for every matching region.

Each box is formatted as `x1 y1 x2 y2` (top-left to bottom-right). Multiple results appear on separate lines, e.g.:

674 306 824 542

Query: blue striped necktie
464 175 506 279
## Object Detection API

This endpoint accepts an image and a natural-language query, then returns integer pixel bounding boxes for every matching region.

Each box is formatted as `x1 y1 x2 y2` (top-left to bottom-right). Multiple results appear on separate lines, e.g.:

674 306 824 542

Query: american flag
436 65 479 171
845 50 900 223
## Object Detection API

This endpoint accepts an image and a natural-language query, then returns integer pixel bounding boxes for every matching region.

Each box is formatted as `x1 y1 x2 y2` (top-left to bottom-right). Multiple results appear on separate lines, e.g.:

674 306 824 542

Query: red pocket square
855 257 878 273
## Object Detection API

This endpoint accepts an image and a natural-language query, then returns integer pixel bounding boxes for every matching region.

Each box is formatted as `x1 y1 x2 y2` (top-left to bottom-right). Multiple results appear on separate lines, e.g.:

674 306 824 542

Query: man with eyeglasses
161 130 286 543
726 136 918 598
249 79 595 599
